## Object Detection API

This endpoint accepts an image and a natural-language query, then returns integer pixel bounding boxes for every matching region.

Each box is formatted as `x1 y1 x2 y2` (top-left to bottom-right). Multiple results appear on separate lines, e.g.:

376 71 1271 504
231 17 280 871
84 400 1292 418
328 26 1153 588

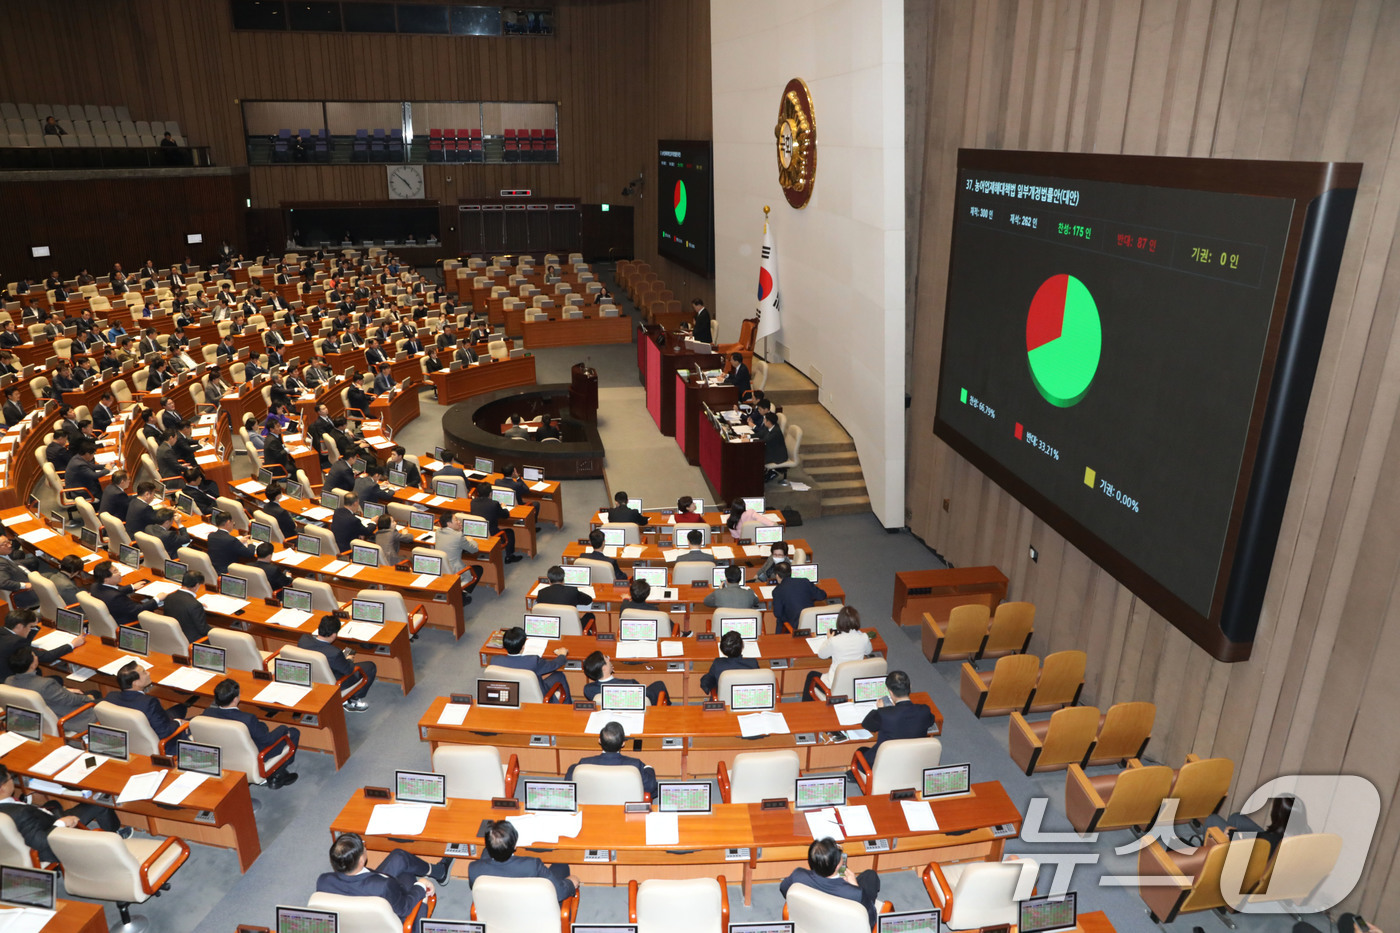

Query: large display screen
657 139 714 275
934 150 1360 660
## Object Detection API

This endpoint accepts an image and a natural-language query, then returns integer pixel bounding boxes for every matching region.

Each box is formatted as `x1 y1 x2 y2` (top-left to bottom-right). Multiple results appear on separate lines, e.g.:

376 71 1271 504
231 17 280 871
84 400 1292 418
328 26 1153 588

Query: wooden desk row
417 690 941 779
409 451 564 529
522 578 848 627
588 509 786 536
520 313 632 349
429 354 537 404
557 539 809 572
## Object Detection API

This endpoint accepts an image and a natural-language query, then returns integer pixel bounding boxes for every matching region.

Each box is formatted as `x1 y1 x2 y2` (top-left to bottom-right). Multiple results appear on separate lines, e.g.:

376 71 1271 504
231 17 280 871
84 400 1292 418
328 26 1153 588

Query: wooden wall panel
906 0 1400 917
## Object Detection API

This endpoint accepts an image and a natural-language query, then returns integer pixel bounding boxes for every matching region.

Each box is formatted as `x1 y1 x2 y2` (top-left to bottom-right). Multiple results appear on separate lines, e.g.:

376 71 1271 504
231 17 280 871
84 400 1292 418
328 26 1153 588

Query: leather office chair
133 531 171 570
1066 760 1175 834
982 601 1035 658
1243 832 1343 912
532 602 589 636
1085 701 1156 766
470 875 579 933
95 699 190 756
922 858 1038 931
809 656 886 703
619 607 674 637
353 589 427 636
481 663 565 704
573 557 615 585
709 609 763 637
73 497 102 535
206 629 274 672
177 547 218 587
431 745 518 800
215 496 251 532
672 561 715 585
573 763 646 805
1137 826 1269 923
190 715 295 788
715 669 777 706
0 812 42 868
923 603 989 662
48 827 190 933
291 578 339 612
600 522 641 545
670 524 712 546
0 684 92 741
630 876 728 933
27 571 74 622
432 475 468 499
960 652 1040 717
796 604 843 636
1026 649 1087 713
252 509 287 545
278 645 366 701
851 736 942 795
717 749 800 803
309 890 435 933
765 425 802 480
227 563 276 600
75 590 119 639
300 525 341 558
136 611 190 656
783 882 888 933
1009 705 1100 775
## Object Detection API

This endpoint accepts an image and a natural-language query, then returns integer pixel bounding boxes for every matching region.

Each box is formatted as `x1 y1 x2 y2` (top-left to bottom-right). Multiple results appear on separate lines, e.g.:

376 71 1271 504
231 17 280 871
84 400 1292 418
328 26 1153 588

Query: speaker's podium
570 362 598 421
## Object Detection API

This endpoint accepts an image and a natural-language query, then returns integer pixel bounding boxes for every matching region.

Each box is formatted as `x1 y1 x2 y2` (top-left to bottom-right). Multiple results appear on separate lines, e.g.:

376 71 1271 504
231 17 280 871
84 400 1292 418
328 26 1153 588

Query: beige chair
309 890 436 933
573 763 646 805
765 424 802 478
629 876 729 933
672 561 715 586
216 496 251 531
960 652 1041 717
0 812 41 868
811 656 886 703
97 513 131 550
532 602 587 636
982 601 1035 658
600 521 641 545
133 530 171 569
431 745 519 800
290 578 339 612
1066 760 1175 834
574 557 616 585
94 699 189 756
48 827 190 932
1242 832 1343 912
1009 706 1100 775
670 524 711 546
471 874 579 933
279 644 366 700
922 858 1039 931
717 749 800 803
190 714 296 787
252 509 287 545
137 610 190 656
73 497 102 535
922 603 989 662
714 668 777 706
206 629 274 672
1026 649 1087 713
1137 826 1270 923
224 563 274 600
74 591 119 639
27 571 75 622
177 546 219 586
796 603 842 637
481 663 565 704
0 683 92 741
851 736 943 796
353 589 427 635
1085 701 1156 766
784 881 885 933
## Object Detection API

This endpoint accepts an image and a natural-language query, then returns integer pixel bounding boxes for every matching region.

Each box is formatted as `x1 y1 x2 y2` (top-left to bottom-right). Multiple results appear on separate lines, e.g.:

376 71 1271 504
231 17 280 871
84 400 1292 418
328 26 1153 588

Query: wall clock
387 165 425 200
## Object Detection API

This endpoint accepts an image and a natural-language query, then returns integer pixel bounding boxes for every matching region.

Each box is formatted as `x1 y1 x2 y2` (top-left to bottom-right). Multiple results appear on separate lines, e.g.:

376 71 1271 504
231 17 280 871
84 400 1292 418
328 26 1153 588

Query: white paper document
0 906 57 933
836 804 877 838
339 564 365 578
303 507 335 521
529 481 550 492
136 580 182 601
622 545 647 559
0 732 32 758
740 642 762 659
159 667 217 691
437 702 470 725
737 711 790 737
235 481 265 494
268 608 314 628
31 745 82 776
366 803 431 837
614 641 658 659
17 528 56 544
659 641 685 657
645 811 679 846
31 631 76 652
660 548 684 563
429 496 453 507
254 682 313 706
411 573 438 589
744 545 768 557
833 702 877 727
98 655 153 675
322 560 350 574
711 546 736 561
805 636 829 654
758 586 776 599
53 752 105 786
507 810 583 845
338 621 381 642
198 594 251 615
901 799 941 832
117 770 168 804
0 515 29 528
804 807 844 841
184 523 216 540
585 710 644 735
274 550 311 566
64 666 96 682
155 771 209 805
521 637 550 656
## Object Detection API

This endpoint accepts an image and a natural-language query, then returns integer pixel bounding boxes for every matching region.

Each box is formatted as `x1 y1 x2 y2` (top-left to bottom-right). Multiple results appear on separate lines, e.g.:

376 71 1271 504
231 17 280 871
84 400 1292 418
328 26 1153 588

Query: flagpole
761 205 770 364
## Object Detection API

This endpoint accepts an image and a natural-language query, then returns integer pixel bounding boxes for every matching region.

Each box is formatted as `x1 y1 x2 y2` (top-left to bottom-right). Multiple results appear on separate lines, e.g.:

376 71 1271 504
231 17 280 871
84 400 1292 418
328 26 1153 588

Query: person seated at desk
90 390 118 434
673 496 706 525
699 630 759 696
0 764 127 860
323 456 356 493
621 577 656 613
91 561 156 627
469 820 576 902
0 388 23 428
386 446 421 487
535 416 561 442
157 396 184 433
346 378 375 418
107 660 188 735
155 430 184 479
854 670 937 768
434 513 481 601
182 465 220 514
7 646 99 733
454 342 479 366
0 321 22 349
503 414 531 439
762 413 789 484
535 566 594 627
98 470 131 522
420 345 440 372
471 481 520 563
373 363 397 395
495 625 570 701
124 481 162 538
204 678 299 787
299 615 376 712
138 327 160 357
566 719 659 799
705 565 759 609
433 453 469 481
802 606 873 701
373 514 413 566
263 419 296 477
262 482 299 540
43 555 85 611
331 492 376 553
772 561 827 635
725 498 778 541
780 838 882 929
723 352 751 396
44 430 73 475
254 542 293 592
143 507 190 556
582 529 625 581
606 491 648 527
52 362 81 393
208 510 257 577
581 651 666 709
676 528 714 564
161 570 209 643
317 832 446 922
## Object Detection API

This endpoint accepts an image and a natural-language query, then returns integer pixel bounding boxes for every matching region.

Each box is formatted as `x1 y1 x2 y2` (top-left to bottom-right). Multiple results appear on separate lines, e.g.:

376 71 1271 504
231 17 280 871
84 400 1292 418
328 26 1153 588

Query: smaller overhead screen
658 140 714 276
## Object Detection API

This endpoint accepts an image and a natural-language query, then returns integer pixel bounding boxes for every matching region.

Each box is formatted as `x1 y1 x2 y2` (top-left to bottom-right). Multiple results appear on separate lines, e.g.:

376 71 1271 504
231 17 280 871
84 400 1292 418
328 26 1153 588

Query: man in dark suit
254 542 293 592
469 820 576 902
857 670 938 764
143 508 190 557
65 441 108 501
607 491 648 527
723 352 751 395
157 397 184 433
353 465 392 508
536 565 593 608
323 455 355 493
579 651 665 708
385 447 420 487
0 610 82 677
582 529 626 581
105 661 187 739
317 833 446 921
90 392 118 433
494 626 570 701
1 388 23 428
363 337 387 366
675 528 715 564
763 412 789 481
91 561 156 627
402 334 424 355
203 678 299 787
331 493 374 554
45 431 72 475
172 422 202 467
779 838 881 929
535 417 561 441
690 298 712 343
263 420 296 477
372 363 396 395
99 470 131 521
471 481 520 562
771 561 828 634
0 764 126 860
207 511 256 576
298 615 375 711
155 431 184 479
565 719 658 799
125 482 162 538
160 571 209 643
261 483 299 540
699 630 761 696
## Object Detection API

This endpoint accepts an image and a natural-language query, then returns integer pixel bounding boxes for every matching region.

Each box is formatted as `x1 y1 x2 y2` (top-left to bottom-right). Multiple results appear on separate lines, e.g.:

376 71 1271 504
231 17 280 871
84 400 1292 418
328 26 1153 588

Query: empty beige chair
291 578 339 612
432 745 519 800
48 827 190 933
432 475 468 499
0 683 92 741
922 603 990 662
1168 754 1235 825
488 338 509 360
1009 705 1100 775
1066 761 1175 834
206 629 274 672
600 521 641 544
923 858 1039 931
137 611 190 656
982 601 1035 658
1242 832 1343 911
718 749 800 803
672 561 714 586
852 736 943 795
619 607 674 638
190 714 295 787
279 644 365 700
73 497 102 535
74 591 118 639
471 874 579 933
629 876 729 933
1026 649 1087 713
960 653 1041 717
573 763 646 805
133 530 171 569
532 602 587 636
784 881 883 933
481 663 564 704
0 812 38 868
309 890 435 933
1086 700 1156 766
299 524 341 558
1137 827 1270 923
95 699 188 756
28 570 74 622
714 668 777 706
226 563 275 600
177 546 218 586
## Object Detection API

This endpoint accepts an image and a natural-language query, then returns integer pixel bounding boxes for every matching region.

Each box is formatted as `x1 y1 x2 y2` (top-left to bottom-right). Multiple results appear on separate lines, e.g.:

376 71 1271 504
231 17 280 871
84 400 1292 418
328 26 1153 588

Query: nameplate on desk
529 734 553 747
696 632 716 642
577 538 588 545
795 733 816 746
825 694 849 706
596 633 616 642
769 658 789 669
622 801 650 814
170 654 190 666
99 635 117 648
794 628 813 637
363 786 392 800
252 669 272 681
151 754 173 768
888 788 917 801
450 693 473 706
573 701 596 711
490 797 520 811
702 700 726 712
760 798 788 811
236 926 271 933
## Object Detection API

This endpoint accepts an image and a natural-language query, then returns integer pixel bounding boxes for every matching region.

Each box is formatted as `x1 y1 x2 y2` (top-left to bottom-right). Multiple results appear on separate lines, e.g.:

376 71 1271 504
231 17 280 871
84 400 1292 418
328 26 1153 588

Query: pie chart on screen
673 180 688 224
1025 273 1101 407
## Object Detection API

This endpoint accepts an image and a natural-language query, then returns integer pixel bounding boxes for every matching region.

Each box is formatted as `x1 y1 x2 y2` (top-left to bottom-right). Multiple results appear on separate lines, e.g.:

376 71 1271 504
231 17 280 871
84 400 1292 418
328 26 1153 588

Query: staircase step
822 495 871 515
806 465 865 483
799 440 857 455
814 477 870 493
803 451 860 468
765 388 820 406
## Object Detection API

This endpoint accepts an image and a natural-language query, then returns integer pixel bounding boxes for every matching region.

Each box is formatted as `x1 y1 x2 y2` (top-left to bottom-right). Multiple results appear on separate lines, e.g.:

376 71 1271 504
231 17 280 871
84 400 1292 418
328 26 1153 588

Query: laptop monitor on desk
618 617 657 642
790 563 818 582
717 615 760 641
87 724 129 761
118 625 149 657
729 682 775 712
656 781 711 814
422 922 485 933
118 543 141 568
191 642 227 674
562 565 590 586
477 679 520 709
175 740 221 777
319 492 339 510
742 497 765 513
0 866 55 910
54 607 85 636
811 611 840 636
395 770 447 806
633 567 667 589
296 534 321 557
350 599 384 624
523 466 544 482
599 683 645 711
463 518 490 539
4 706 40 742
474 457 494 474
350 543 380 567
522 780 577 813
852 676 889 704
1018 893 1077 933
491 487 515 507
600 527 625 548
220 575 248 600
276 905 338 933
922 763 972 800
412 553 442 576
523 614 560 639
876 910 941 933
408 510 435 532
361 501 385 520
282 588 313 612
273 657 312 687
794 775 847 811
249 521 274 545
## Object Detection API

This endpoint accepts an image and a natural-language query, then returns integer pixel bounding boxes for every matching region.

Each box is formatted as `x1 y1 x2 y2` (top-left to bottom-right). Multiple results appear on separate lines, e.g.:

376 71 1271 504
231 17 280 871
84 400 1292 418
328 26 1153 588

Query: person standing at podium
691 298 712 343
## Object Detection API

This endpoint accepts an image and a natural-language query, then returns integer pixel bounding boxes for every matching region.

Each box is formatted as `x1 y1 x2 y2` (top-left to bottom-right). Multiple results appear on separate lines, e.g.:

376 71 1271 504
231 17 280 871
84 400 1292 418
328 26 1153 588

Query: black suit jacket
607 505 648 527
126 499 160 538
296 633 356 681
1 401 24 427
536 583 591 607
91 403 115 433
316 868 424 921
725 363 751 395
860 699 938 758
324 460 355 492
387 459 420 487
470 496 507 535
162 589 209 642
64 457 106 500
207 529 256 576
263 434 295 475
468 854 575 902
692 307 713 343
330 507 371 552
156 444 183 479
264 500 298 539
99 485 130 520
93 583 144 627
